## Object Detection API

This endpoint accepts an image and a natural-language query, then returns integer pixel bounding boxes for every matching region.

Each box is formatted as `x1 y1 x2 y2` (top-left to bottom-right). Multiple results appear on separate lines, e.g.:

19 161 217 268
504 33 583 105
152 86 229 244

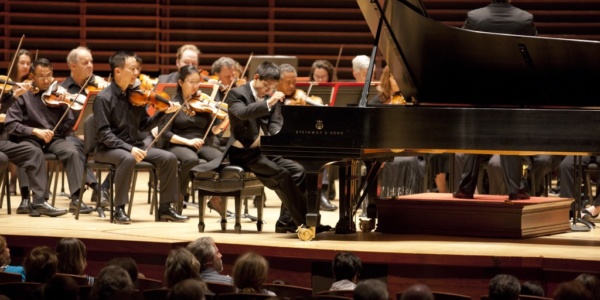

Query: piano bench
190 165 264 233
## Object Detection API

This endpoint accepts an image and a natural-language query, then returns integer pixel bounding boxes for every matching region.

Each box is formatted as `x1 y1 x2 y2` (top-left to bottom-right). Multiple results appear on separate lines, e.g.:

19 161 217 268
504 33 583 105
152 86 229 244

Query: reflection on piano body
261 0 600 235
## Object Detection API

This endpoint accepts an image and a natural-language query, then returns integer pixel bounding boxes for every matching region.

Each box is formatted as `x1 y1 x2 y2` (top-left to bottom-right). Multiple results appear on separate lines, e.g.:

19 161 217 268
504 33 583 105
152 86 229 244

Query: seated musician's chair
190 164 264 233
75 115 159 222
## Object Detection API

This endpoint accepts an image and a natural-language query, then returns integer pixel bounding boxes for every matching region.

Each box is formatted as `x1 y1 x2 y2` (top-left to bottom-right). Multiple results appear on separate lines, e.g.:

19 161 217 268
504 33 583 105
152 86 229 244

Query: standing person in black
453 0 537 200
93 51 189 224
5 58 91 216
226 61 331 233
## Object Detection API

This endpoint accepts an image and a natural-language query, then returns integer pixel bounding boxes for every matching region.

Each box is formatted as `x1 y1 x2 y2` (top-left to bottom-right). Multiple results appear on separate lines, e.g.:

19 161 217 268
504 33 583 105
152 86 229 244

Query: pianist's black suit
226 82 308 226
456 0 538 199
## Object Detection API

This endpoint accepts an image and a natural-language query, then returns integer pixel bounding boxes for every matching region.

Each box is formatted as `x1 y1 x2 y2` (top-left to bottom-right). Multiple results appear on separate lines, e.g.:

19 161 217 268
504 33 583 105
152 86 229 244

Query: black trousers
228 146 308 226
0 140 47 204
95 147 179 207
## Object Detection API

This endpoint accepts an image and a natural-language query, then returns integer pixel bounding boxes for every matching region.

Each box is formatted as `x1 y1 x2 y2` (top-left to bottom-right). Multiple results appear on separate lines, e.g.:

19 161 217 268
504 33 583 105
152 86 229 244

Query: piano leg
334 160 360 234
305 170 320 230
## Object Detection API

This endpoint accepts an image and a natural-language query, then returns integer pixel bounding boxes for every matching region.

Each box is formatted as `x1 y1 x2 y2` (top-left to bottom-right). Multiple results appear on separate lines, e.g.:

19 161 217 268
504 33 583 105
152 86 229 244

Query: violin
41 82 86 110
0 75 39 94
139 74 158 91
284 89 324 106
85 75 109 92
185 92 228 119
129 88 171 111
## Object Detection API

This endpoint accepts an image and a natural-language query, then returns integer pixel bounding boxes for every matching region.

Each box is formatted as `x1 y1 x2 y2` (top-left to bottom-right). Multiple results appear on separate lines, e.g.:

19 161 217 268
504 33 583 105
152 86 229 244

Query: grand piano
261 0 600 240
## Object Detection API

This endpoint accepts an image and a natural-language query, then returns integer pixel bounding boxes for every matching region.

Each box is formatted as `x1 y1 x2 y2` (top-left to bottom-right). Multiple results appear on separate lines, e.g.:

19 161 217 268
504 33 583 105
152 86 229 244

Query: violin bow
145 103 184 151
332 44 343 82
52 75 92 133
201 53 253 141
0 35 26 104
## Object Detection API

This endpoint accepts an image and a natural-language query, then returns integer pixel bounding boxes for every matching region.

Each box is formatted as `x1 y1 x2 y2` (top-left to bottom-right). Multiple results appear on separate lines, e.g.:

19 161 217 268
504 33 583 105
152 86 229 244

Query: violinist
367 66 404 105
94 51 188 224
158 65 228 216
309 60 336 83
5 58 94 217
277 64 324 107
3 49 33 201
210 57 237 102
60 46 109 208
157 44 200 84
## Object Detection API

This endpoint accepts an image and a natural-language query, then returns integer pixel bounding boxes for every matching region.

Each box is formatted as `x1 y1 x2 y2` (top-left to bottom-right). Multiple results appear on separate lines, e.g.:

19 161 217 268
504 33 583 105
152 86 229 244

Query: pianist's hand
267 91 285 108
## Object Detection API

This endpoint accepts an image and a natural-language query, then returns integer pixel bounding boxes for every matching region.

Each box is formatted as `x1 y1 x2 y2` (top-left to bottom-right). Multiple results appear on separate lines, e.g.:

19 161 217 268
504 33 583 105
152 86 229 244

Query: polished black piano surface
261 0 600 234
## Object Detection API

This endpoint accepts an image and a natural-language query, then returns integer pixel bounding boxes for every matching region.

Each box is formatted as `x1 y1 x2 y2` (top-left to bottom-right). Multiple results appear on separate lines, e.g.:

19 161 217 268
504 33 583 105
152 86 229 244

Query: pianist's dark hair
30 58 53 74
177 65 199 95
109 51 136 75
255 61 280 81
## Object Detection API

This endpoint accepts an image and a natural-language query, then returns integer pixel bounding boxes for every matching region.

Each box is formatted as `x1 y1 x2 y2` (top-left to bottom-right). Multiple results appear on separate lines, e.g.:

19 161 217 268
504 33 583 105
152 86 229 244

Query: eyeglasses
261 80 277 91
185 80 201 86
34 74 53 80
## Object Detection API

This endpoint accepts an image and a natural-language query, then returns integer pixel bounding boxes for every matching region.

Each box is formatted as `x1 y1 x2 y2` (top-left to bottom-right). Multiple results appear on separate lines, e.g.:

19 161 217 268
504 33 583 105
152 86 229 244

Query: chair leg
198 192 206 232
59 165 69 197
152 170 159 222
257 191 264 232
586 171 594 206
234 195 242 233
75 164 89 220
1 169 10 214
50 162 59 206
128 170 138 217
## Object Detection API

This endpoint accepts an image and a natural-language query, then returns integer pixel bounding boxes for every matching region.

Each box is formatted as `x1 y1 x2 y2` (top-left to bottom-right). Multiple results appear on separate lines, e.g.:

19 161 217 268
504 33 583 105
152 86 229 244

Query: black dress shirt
93 81 165 152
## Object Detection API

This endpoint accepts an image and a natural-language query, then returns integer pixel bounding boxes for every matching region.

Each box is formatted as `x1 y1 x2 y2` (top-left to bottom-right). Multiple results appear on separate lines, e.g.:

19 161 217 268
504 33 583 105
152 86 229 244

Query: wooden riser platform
376 193 572 238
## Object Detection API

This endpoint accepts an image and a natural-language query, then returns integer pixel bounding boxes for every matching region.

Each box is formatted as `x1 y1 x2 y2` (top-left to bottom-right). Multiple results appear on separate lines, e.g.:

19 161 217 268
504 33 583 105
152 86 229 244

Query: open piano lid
357 0 600 107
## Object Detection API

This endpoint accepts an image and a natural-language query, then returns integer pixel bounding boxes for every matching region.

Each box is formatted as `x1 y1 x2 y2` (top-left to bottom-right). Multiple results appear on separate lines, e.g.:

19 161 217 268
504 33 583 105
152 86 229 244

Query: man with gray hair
186 237 232 285
351 55 371 82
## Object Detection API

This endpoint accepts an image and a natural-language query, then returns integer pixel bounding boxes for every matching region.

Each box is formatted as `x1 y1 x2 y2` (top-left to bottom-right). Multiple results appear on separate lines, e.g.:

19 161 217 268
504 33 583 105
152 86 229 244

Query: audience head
44 275 79 300
399 283 433 300
187 236 223 272
24 246 58 283
0 235 11 267
488 274 520 300
106 257 139 283
309 60 335 82
576 273 600 300
176 44 200 69
164 247 202 289
90 265 135 300
354 279 389 300
520 280 545 297
352 55 371 82
167 278 206 300
553 280 593 300
55 237 88 275
232 251 269 293
332 252 362 282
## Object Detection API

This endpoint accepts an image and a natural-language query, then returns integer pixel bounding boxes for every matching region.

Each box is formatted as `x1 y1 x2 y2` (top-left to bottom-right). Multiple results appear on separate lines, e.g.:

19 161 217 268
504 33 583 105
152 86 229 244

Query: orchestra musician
351 55 371 82
277 63 335 212
453 0 541 200
3 49 33 209
226 61 332 234
157 45 201 84
93 51 188 224
5 58 94 217
60 46 110 209
158 65 228 216
309 60 336 83
210 57 237 102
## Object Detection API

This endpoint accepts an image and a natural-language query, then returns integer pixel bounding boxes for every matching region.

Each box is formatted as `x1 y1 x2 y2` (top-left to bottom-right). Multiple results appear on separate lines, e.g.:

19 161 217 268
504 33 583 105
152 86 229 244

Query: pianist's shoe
452 191 474 199
508 192 530 200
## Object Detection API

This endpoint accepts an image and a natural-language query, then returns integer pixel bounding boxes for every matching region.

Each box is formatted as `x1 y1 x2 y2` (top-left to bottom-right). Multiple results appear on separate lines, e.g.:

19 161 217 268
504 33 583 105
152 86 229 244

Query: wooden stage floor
1 173 600 298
